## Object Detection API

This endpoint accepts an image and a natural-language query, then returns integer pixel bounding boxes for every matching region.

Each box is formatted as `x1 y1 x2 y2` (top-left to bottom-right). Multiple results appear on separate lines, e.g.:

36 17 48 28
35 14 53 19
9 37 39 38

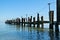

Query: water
0 23 60 40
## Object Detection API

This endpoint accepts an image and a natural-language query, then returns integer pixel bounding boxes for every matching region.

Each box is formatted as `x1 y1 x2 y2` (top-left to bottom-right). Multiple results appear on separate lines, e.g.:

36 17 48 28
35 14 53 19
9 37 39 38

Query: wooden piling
30 18 32 27
37 13 40 28
41 16 43 28
16 18 20 25
49 11 54 30
28 17 29 22
24 18 25 26
22 18 23 26
30 16 32 27
31 16 32 22
28 17 31 27
33 17 35 27
55 22 59 32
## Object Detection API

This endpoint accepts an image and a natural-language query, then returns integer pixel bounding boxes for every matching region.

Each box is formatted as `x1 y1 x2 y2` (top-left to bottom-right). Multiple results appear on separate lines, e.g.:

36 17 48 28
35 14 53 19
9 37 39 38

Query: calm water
0 22 60 40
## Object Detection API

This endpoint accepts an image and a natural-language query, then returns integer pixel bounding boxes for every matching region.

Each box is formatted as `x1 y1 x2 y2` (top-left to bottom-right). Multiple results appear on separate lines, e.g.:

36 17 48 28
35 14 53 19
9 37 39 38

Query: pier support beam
41 16 43 29
24 18 25 27
28 17 29 22
31 16 32 22
30 16 32 27
55 22 59 32
30 18 31 27
49 23 53 30
22 18 23 26
49 11 54 30
33 17 35 27
16 18 20 25
37 13 40 28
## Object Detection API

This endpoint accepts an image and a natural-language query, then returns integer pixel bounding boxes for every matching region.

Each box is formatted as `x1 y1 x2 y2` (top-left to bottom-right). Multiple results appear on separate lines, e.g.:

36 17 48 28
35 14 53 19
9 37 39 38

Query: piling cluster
5 10 59 32
5 13 44 28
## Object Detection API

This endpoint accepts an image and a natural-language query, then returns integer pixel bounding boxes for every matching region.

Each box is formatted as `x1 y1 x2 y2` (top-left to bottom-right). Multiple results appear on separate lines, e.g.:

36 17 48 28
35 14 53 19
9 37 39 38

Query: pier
5 10 59 32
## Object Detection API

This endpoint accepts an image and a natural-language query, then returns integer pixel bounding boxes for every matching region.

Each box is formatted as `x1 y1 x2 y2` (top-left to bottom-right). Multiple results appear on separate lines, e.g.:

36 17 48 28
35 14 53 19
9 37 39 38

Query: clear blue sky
0 0 56 22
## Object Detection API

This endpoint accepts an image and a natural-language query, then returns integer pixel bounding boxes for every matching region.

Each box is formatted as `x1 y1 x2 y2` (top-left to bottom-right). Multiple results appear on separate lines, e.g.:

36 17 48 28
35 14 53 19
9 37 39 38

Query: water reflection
36 30 41 40
15 24 60 40
55 31 59 40
0 23 60 40
49 30 54 40
28 27 33 40
16 25 20 31
49 30 60 40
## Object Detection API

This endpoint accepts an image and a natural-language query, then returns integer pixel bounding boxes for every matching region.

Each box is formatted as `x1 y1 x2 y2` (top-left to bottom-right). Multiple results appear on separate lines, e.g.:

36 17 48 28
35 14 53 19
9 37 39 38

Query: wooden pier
5 11 59 32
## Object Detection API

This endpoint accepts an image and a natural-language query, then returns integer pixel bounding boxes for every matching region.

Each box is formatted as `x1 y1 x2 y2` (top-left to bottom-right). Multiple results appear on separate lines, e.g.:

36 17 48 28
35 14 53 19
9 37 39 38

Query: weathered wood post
28 17 29 22
55 22 59 32
30 18 31 27
33 17 35 27
49 11 54 30
31 16 32 22
30 16 32 27
28 17 31 27
24 18 25 26
37 13 39 27
55 0 59 32
22 18 23 26
20 19 21 22
41 16 43 28
16 18 20 25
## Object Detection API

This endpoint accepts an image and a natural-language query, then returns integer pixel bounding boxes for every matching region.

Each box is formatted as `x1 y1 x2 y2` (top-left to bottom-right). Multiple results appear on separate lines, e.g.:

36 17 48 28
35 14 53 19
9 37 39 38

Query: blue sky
0 0 56 22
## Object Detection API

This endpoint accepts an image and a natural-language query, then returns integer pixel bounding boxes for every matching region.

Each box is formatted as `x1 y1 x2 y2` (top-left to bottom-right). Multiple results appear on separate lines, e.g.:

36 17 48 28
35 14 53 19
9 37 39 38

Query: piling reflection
28 27 33 40
5 23 60 40
49 30 54 40
16 25 20 31
49 29 60 40
55 31 59 40
36 30 41 40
